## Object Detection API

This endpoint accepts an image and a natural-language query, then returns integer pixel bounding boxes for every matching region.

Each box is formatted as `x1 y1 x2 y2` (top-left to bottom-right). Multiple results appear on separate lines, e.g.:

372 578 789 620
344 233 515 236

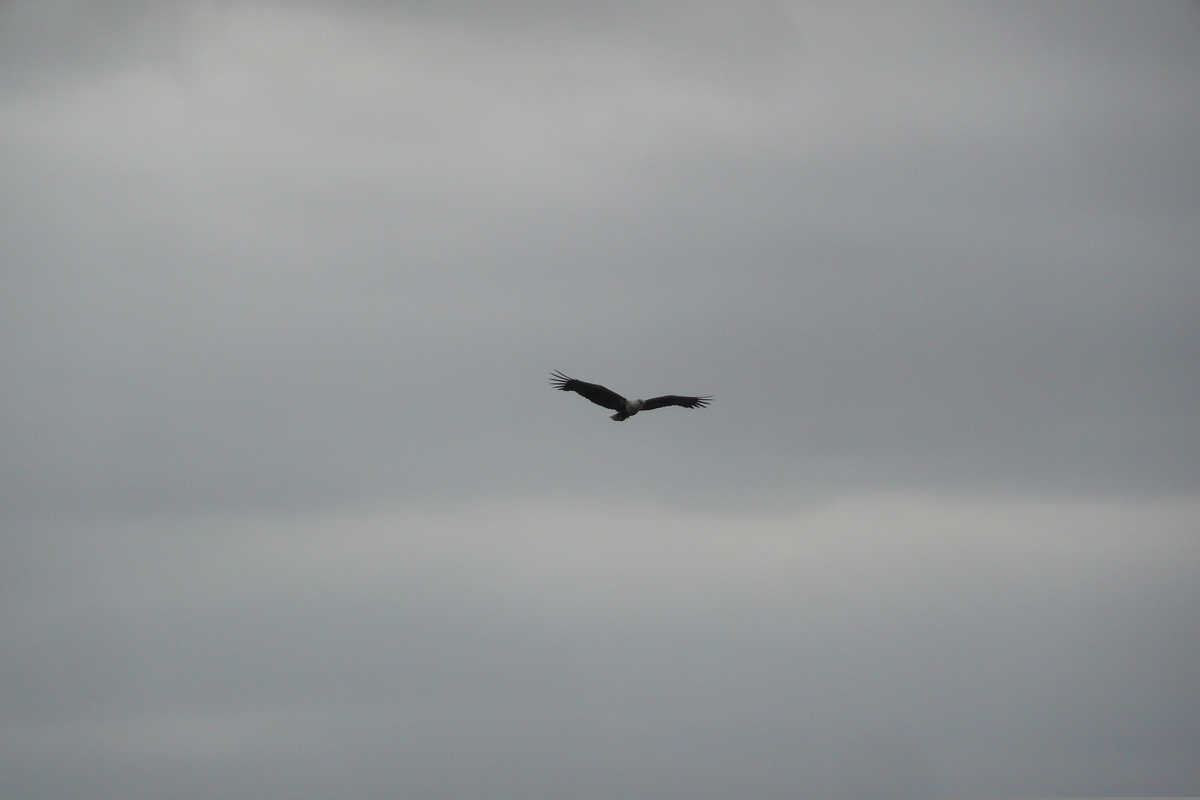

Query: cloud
1 4 1198 795
2 494 1198 797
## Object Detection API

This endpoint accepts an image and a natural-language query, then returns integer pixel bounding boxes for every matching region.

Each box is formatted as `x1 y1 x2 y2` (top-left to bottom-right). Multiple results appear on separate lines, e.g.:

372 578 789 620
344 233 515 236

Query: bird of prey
551 370 712 421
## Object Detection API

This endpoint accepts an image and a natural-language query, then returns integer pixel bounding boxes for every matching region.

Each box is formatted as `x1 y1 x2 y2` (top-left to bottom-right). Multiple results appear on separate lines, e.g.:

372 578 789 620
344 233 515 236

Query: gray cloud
2 498 1198 798
1 1 1198 797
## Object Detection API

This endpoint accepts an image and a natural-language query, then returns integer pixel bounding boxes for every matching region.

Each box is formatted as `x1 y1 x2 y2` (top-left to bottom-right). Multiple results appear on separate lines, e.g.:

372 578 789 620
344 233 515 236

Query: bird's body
550 370 711 421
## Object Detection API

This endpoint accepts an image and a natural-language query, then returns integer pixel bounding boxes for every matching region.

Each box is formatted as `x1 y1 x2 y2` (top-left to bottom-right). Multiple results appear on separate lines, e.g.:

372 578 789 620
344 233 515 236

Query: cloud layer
2 1 1198 797
4 495 1199 798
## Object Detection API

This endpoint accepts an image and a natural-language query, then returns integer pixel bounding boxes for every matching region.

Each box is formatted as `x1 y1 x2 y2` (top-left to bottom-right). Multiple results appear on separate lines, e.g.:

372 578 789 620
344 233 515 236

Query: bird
550 370 712 421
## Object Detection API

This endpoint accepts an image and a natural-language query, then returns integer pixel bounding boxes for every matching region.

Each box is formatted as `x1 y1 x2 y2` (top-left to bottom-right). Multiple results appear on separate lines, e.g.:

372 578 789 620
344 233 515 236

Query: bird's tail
610 412 628 421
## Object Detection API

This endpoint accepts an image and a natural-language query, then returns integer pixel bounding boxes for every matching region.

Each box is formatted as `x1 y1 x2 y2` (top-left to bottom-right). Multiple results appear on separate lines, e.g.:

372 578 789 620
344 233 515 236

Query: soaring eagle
551 370 712 421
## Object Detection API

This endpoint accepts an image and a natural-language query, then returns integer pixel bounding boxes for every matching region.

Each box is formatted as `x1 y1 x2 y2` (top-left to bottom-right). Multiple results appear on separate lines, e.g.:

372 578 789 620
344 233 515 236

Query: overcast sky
1 1 1198 798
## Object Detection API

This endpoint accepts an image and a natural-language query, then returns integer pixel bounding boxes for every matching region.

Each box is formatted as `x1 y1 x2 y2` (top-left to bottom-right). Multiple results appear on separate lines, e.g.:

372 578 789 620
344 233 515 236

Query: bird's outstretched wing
642 394 712 411
550 370 628 412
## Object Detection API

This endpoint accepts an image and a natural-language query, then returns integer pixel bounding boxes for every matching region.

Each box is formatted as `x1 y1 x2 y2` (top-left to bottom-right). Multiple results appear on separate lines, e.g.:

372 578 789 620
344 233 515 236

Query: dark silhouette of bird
551 370 712 421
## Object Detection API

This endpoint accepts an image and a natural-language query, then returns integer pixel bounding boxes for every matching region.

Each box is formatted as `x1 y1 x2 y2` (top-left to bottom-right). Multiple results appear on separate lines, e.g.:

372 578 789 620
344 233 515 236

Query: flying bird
551 370 712 421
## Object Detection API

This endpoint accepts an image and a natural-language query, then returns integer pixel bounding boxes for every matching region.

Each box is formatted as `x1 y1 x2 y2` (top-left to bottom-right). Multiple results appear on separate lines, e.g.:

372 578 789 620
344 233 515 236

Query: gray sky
1 1 1198 797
